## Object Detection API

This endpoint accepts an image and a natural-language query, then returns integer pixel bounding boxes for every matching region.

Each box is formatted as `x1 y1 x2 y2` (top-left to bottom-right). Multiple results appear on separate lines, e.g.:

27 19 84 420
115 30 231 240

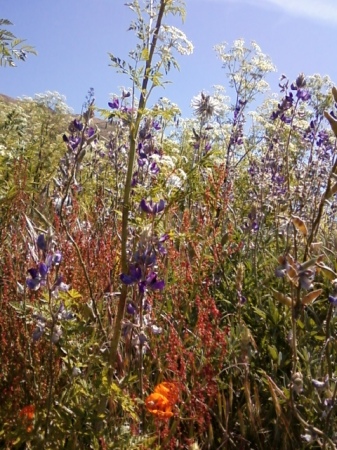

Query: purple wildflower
296 89 311 101
328 294 337 306
57 301 74 320
134 248 156 267
127 303 137 315
68 136 81 151
73 119 83 131
108 98 119 109
26 264 49 291
140 199 165 215
53 275 69 294
120 264 142 285
139 272 165 293
32 325 45 342
52 251 62 266
152 120 161 130
120 265 165 293
37 234 47 251
38 262 48 278
86 127 95 138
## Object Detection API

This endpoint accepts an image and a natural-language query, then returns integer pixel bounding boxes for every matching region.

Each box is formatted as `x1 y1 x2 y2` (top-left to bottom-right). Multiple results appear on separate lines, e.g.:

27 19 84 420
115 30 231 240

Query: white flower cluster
23 91 73 115
150 153 187 191
214 39 276 97
159 25 194 56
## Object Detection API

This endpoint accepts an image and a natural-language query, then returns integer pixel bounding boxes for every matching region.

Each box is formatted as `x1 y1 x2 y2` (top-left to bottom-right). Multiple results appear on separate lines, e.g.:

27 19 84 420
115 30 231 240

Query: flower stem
108 0 167 377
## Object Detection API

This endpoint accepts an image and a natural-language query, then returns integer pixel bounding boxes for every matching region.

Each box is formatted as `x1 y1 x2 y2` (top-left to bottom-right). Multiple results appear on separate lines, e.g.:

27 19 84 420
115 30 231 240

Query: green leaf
268 345 278 361
140 47 149 61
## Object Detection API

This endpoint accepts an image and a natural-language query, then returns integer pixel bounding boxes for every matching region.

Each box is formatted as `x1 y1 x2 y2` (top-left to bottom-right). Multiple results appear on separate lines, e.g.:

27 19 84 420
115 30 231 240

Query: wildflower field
2 1 337 449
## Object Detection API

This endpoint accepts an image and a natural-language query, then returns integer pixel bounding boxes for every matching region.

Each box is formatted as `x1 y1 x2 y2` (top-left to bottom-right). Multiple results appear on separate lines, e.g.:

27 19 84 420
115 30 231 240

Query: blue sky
2 0 337 116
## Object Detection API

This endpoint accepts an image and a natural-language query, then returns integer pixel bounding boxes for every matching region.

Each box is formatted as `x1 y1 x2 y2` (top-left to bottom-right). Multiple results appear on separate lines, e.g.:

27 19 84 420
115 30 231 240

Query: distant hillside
0 93 112 139
0 93 17 103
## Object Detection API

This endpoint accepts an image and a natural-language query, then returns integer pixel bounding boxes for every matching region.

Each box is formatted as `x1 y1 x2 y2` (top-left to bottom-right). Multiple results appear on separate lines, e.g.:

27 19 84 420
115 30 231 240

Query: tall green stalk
108 0 168 375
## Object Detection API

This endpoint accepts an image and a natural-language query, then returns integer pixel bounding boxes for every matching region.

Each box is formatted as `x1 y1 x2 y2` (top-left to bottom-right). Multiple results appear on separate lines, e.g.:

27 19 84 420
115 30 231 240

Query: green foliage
3 2 337 449
0 18 36 67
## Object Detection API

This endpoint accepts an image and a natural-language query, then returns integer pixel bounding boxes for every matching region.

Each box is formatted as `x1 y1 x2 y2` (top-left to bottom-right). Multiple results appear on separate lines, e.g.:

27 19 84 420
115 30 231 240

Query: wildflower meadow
2 1 337 448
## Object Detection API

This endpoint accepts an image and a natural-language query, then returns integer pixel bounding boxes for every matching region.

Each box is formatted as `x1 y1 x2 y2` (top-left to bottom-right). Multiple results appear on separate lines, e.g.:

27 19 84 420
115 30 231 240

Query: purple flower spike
37 234 47 251
134 249 156 267
69 136 81 150
150 162 160 175
108 98 119 109
139 280 147 294
151 279 165 290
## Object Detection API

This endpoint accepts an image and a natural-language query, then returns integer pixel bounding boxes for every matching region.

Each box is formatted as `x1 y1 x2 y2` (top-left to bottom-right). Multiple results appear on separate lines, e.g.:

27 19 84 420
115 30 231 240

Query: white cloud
206 0 337 25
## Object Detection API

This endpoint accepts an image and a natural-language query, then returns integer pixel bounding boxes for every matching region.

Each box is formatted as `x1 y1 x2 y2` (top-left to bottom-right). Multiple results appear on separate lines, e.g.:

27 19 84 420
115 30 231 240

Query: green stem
305 141 337 258
108 0 167 376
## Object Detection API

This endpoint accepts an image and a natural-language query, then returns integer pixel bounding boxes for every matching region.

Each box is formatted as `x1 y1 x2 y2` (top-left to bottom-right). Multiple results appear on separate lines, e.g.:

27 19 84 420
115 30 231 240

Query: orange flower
19 405 35 432
145 382 179 419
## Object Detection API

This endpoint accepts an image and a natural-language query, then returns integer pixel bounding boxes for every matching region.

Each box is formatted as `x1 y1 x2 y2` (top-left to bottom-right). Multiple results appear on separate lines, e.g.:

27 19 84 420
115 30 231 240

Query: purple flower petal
146 272 165 290
329 295 337 306
139 280 147 293
120 273 136 285
146 272 157 284
86 127 95 138
152 120 161 130
153 199 165 214
297 89 311 101
129 264 142 280
38 262 48 278
52 251 62 266
32 326 44 341
28 268 39 279
37 234 47 251
150 280 165 290
26 278 41 291
127 303 137 315
140 199 153 214
108 98 119 109
73 119 83 131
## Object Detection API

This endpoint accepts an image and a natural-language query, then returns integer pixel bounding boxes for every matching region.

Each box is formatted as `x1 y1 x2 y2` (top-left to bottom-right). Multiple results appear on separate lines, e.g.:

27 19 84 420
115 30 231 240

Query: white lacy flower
150 154 176 168
166 168 186 189
31 91 73 114
159 25 194 55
